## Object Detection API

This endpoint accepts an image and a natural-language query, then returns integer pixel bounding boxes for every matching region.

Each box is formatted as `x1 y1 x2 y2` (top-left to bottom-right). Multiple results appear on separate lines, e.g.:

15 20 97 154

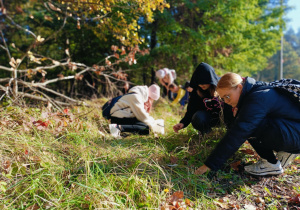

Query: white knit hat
148 84 160 100
156 70 166 79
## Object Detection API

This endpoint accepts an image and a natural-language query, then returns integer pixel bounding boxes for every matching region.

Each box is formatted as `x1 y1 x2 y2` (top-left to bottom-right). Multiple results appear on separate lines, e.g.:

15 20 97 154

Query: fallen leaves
289 194 300 205
230 160 241 171
33 120 49 130
254 197 265 205
160 191 194 210
240 148 255 155
0 107 86 138
26 203 40 210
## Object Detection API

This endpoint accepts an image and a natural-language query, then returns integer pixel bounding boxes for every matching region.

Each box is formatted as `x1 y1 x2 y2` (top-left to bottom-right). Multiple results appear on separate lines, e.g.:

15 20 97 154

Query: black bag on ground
102 93 135 120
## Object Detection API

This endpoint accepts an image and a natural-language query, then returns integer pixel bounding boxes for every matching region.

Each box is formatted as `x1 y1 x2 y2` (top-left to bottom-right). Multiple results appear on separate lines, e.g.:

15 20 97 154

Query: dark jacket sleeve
223 104 235 129
180 90 201 127
204 91 271 171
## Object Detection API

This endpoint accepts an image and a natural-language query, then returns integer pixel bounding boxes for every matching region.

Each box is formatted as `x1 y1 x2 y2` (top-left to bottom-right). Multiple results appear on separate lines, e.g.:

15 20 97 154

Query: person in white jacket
110 84 163 135
156 68 177 100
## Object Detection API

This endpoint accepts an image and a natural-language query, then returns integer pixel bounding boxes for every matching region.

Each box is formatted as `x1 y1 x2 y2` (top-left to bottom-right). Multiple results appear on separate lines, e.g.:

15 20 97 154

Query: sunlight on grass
0 101 299 209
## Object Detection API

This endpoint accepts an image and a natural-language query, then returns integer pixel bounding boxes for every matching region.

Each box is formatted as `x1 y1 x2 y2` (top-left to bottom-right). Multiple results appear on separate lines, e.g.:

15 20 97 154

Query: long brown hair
197 85 217 98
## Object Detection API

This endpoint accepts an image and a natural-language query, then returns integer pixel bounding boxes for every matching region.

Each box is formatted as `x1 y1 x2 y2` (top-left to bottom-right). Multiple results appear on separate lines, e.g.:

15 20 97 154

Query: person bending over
173 62 234 136
110 84 163 135
195 73 300 176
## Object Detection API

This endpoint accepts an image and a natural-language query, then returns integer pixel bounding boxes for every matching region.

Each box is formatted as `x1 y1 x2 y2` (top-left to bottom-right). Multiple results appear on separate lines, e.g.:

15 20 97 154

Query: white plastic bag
109 124 120 137
152 119 165 135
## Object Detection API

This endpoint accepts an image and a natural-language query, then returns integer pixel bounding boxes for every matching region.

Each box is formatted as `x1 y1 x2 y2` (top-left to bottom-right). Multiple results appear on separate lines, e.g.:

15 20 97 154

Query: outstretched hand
186 87 193 92
173 123 184 133
194 165 210 175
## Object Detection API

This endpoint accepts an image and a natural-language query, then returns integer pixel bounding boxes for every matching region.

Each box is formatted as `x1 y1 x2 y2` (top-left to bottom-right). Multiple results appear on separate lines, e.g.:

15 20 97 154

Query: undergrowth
0 98 299 209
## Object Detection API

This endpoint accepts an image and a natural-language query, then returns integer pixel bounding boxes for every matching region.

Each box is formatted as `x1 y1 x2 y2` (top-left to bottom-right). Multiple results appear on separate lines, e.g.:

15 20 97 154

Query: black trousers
110 117 150 135
248 118 300 164
191 110 220 135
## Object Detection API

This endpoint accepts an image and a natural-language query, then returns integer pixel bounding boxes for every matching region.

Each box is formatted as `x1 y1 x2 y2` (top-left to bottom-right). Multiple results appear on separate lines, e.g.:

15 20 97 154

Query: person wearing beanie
156 68 177 100
173 62 234 138
109 84 163 135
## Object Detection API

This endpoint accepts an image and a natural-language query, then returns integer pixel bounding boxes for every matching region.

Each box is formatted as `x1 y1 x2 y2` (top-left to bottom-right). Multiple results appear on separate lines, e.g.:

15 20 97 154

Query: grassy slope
0 99 299 209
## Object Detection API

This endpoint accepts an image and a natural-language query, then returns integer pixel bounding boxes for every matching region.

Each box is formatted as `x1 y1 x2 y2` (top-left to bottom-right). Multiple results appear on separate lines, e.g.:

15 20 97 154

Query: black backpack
269 79 300 105
102 93 135 120
253 79 300 105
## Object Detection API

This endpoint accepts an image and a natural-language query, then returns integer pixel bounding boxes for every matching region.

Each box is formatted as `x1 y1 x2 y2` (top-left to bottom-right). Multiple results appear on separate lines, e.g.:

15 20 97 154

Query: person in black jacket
173 62 234 136
195 73 300 176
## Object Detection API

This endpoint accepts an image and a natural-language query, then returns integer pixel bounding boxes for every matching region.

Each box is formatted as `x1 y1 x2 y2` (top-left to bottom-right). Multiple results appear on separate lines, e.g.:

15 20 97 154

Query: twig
22 93 71 106
5 15 37 39
0 78 10 83
0 44 7 50
36 85 79 103
19 80 79 103
0 30 11 60
0 84 6 92
84 79 96 90
34 75 75 86
0 61 87 73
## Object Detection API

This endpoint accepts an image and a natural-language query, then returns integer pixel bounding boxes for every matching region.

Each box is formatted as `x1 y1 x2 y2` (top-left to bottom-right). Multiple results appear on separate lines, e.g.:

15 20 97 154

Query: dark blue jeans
248 118 300 164
110 117 150 135
191 111 220 135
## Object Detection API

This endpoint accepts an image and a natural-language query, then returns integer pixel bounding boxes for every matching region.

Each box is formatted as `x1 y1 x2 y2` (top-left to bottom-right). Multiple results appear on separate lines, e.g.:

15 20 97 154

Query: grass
0 98 299 209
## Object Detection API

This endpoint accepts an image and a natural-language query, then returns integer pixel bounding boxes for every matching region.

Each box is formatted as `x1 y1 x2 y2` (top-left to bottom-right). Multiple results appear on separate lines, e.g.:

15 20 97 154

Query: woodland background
1 1 300 209
1 0 300 104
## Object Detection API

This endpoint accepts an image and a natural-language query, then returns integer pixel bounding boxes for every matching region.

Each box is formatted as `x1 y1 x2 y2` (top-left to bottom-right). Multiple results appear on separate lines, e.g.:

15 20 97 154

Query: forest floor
0 98 299 209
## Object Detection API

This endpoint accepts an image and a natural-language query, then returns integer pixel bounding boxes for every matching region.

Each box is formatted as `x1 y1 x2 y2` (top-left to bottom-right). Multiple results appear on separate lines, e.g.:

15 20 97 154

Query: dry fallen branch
22 93 73 106
0 2 149 107
18 80 79 103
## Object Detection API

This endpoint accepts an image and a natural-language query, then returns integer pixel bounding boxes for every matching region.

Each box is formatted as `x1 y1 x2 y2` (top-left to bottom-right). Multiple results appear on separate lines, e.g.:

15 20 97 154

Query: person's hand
144 98 153 113
186 87 193 92
173 123 184 133
194 165 210 175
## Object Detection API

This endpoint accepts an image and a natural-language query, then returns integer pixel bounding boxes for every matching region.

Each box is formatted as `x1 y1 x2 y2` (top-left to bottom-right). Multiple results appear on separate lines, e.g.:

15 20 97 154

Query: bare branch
0 65 14 72
0 62 69 73
84 79 96 90
0 44 7 50
0 30 11 60
5 15 37 39
35 75 76 86
0 78 10 83
22 93 72 106
35 85 79 103
91 13 110 21
18 80 79 103
0 84 6 91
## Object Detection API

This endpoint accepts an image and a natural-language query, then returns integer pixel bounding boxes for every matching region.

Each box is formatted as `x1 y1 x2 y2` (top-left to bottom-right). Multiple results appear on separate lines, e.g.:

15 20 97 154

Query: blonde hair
217 73 243 90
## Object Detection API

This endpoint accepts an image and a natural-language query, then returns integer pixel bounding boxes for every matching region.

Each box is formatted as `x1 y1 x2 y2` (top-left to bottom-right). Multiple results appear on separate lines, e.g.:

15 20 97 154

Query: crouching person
195 73 300 176
109 84 164 135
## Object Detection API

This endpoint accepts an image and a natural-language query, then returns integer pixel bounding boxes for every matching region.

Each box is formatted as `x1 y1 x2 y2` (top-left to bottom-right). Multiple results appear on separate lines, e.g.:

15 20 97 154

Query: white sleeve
128 94 156 130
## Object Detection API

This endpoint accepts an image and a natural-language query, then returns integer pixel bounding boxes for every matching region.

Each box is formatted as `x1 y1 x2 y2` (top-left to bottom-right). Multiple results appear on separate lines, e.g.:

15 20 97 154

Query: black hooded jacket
180 62 234 128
